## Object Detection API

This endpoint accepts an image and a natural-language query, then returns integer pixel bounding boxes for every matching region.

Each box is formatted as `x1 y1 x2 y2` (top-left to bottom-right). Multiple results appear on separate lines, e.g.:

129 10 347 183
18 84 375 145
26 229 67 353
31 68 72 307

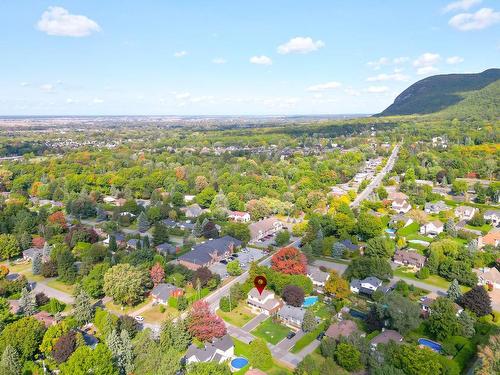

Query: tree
226 260 242 276
60 344 118 375
39 321 71 357
119 315 139 338
365 237 395 258
109 235 118 252
187 300 226 341
152 223 169 246
19 287 36 316
0 345 20 375
248 338 272 370
0 235 20 260
428 297 460 340
275 230 291 246
469 212 485 227
282 285 305 307
73 289 94 325
133 330 182 375
345 257 393 281
56 248 77 283
444 219 457 237
107 329 134 375
160 319 191 352
104 264 147 306
0 317 46 362
386 343 444 375
187 362 231 375
324 270 350 299
356 212 383 240
302 309 317 332
31 252 42 276
446 279 462 302
332 242 346 258
271 247 307 275
476 334 500 375
52 331 77 364
196 187 217 208
384 293 421 335
137 212 150 233
334 342 362 372
192 266 214 288
459 285 492 317
150 263 165 286
457 310 476 338
451 180 467 195
222 222 250 243
82 262 109 298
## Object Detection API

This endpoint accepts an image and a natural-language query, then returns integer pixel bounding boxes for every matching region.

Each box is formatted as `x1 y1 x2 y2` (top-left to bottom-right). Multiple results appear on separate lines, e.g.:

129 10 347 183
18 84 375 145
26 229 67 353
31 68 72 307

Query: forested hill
377 68 500 118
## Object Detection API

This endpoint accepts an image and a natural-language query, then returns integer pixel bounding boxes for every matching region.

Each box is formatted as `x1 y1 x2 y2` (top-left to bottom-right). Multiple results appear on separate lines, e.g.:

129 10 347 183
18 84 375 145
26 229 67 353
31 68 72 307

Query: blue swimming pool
385 228 396 234
418 338 442 352
231 357 248 369
302 296 318 307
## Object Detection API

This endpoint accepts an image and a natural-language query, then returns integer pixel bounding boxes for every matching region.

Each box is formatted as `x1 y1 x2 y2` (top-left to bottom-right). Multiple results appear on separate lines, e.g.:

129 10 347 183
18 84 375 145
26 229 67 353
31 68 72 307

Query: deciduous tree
282 285 305 307
186 300 226 341
150 263 165 286
459 285 492 317
248 338 272 370
324 270 350 299
271 247 307 275
104 264 147 306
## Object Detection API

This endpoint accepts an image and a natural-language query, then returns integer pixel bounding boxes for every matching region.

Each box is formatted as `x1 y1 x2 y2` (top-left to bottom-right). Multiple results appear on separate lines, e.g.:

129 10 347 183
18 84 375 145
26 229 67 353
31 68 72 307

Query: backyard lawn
141 304 179 323
290 321 326 353
251 318 290 345
394 267 470 292
232 337 292 375
465 223 492 234
397 222 419 237
216 303 256 327
45 279 75 295
105 298 151 315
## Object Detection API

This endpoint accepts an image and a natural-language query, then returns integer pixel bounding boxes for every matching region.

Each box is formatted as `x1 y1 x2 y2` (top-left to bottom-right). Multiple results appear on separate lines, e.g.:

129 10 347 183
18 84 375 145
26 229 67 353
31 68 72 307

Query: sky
0 0 499 116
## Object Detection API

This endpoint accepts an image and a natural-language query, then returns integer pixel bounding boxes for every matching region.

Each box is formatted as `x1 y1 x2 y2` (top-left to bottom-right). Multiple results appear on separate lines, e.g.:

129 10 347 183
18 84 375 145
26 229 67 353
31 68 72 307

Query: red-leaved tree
150 262 165 286
47 211 67 228
271 246 307 275
32 236 45 249
187 300 227 341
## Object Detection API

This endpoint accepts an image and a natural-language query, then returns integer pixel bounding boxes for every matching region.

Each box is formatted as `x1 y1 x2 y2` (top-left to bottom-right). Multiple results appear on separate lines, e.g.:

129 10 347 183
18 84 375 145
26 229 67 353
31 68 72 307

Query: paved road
31 280 75 304
312 259 348 274
351 144 400 208
241 313 267 331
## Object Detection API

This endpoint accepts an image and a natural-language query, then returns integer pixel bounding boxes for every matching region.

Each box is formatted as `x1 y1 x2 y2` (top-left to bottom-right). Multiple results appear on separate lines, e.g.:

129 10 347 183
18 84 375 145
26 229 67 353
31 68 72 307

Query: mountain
378 68 500 118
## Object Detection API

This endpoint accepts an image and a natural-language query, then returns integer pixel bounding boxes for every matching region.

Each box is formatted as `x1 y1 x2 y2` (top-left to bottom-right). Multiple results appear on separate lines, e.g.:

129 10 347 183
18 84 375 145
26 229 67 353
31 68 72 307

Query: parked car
220 259 228 264
316 332 325 341
287 331 296 339
135 316 144 323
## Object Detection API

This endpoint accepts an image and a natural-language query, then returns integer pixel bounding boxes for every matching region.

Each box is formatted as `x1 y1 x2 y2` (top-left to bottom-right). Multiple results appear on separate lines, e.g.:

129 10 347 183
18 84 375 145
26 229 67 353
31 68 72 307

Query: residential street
31 279 75 304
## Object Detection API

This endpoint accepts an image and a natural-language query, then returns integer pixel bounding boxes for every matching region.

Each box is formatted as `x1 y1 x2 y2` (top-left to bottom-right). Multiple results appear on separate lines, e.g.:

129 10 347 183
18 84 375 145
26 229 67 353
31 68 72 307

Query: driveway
242 313 267 332
275 330 304 351
312 259 348 275
32 280 74 304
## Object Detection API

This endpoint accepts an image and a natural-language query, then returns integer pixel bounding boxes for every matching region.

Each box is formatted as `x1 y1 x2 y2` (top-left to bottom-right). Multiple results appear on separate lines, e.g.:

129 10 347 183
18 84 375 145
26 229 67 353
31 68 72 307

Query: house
370 329 403 348
103 232 126 247
278 305 306 329
307 266 330 289
337 239 360 253
387 191 409 201
22 248 42 261
420 292 463 317
151 283 183 304
393 250 427 270
126 239 140 250
484 210 500 227
350 277 383 296
454 206 478 222
390 214 413 228
474 267 500 290
161 218 178 228
249 217 283 242
420 220 444 236
325 320 359 340
391 199 411 214
478 230 500 249
247 288 283 315
33 311 56 327
185 335 234 364
227 211 251 223
182 204 204 218
156 243 178 256
424 201 450 214
432 136 448 148
178 236 242 270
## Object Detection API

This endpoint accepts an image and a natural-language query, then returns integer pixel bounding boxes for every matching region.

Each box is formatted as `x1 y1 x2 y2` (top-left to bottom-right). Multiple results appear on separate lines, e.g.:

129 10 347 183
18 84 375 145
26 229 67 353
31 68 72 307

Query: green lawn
216 303 256 327
465 223 492 234
232 337 292 375
290 321 326 353
104 297 150 315
397 222 419 237
406 233 433 242
251 318 290 345
394 268 470 292
46 279 75 295
141 304 179 323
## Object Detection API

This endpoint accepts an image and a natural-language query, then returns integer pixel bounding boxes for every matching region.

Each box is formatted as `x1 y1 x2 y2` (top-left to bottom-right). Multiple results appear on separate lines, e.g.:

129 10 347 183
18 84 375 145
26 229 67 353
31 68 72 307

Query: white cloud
449 8 500 30
250 55 272 65
190 96 215 103
306 81 342 92
417 66 439 75
344 87 361 96
20 82 30 87
40 84 54 92
277 37 325 54
66 98 77 104
367 57 390 70
393 56 409 64
175 92 191 100
93 98 104 104
37 6 100 37
367 73 410 82
365 86 389 93
413 52 441 67
212 58 227 64
443 0 482 13
446 56 464 64
174 51 188 58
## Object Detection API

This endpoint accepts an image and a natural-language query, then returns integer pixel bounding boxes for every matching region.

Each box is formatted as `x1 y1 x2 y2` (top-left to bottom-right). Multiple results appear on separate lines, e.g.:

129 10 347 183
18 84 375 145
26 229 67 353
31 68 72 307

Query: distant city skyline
1 0 499 115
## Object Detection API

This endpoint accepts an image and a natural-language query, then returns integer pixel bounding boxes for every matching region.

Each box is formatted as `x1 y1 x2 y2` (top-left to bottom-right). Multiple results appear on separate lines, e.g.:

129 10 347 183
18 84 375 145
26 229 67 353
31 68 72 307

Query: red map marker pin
254 276 267 295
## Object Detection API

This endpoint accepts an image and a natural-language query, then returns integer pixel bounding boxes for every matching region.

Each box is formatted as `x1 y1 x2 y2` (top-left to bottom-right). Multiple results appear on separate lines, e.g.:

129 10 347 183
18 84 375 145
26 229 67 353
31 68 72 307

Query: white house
424 201 450 214
474 267 500 290
392 199 411 214
185 335 234 364
350 277 382 295
248 217 283 242
420 220 444 236
307 266 330 289
484 210 500 227
247 288 283 315
455 206 478 222
228 211 251 223
278 305 306 329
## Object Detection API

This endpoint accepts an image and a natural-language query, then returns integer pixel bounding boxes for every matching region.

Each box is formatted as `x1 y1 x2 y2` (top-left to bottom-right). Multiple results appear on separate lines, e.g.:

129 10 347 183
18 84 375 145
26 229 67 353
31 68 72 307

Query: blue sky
1 0 499 115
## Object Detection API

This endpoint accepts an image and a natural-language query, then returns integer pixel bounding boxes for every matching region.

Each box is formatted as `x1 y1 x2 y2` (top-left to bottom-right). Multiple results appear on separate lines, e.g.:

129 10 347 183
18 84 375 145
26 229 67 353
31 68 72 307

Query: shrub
41 260 58 278
159 305 165 313
35 292 50 307
416 267 430 279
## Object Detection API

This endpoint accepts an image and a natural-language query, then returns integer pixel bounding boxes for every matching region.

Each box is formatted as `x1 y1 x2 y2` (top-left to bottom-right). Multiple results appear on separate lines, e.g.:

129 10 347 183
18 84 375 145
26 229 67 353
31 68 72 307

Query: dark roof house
178 236 242 270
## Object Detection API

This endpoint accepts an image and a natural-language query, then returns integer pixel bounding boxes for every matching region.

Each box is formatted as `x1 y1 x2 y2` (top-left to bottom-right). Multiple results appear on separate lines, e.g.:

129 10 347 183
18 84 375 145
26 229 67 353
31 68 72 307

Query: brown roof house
370 329 403 348
393 249 426 270
247 288 283 316
391 199 411 214
249 217 283 242
474 267 500 290
325 320 359 340
478 230 500 249
420 292 463 317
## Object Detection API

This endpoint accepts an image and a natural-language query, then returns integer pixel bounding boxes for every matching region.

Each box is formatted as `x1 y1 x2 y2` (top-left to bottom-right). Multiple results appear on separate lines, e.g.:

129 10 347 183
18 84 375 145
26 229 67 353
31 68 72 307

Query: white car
134 315 144 323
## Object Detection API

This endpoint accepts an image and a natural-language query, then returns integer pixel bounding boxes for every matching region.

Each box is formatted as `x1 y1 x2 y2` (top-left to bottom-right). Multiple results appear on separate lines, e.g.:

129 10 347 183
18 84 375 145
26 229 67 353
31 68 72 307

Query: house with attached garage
391 199 411 214
178 236 242 270
248 217 283 242
185 335 234 364
182 203 204 218
478 230 500 249
155 242 178 256
393 249 427 270
420 220 444 236
227 211 251 223
484 210 500 227
350 276 383 296
307 266 330 290
151 283 184 305
278 305 307 329
247 288 283 315
454 206 478 222
424 201 450 214
390 214 413 228
474 267 500 290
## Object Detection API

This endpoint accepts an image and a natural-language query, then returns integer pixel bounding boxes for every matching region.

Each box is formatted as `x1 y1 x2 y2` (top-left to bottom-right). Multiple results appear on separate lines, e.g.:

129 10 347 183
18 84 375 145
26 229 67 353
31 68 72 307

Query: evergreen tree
160 319 191 352
193 219 203 237
19 288 36 316
441 175 448 187
73 290 94 325
332 242 346 258
0 345 20 375
467 239 478 254
137 212 150 233
109 235 117 252
444 219 457 237
302 309 317 332
447 279 462 302
42 242 51 258
458 310 476 338
106 329 124 372
142 236 150 249
120 330 134 375
152 223 169 246
31 252 42 275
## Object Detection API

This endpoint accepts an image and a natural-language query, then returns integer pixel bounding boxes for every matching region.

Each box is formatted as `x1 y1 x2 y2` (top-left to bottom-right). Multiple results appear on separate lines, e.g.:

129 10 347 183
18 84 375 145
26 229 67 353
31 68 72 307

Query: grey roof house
178 235 242 270
156 243 177 256
185 335 234 364
151 283 183 304
278 305 307 329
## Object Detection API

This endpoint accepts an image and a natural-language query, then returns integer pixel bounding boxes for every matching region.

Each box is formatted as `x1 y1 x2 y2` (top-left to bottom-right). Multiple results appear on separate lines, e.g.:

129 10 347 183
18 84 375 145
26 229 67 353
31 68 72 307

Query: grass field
104 298 150 315
290 322 326 353
232 337 292 375
217 303 256 327
141 304 179 323
251 318 290 345
46 279 75 295
394 267 469 292
397 222 419 237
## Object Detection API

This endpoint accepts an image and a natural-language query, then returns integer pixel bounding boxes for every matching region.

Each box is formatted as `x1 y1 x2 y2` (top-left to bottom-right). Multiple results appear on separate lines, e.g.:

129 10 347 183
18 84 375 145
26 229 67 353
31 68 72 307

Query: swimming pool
418 338 442 352
230 357 248 370
302 296 319 307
